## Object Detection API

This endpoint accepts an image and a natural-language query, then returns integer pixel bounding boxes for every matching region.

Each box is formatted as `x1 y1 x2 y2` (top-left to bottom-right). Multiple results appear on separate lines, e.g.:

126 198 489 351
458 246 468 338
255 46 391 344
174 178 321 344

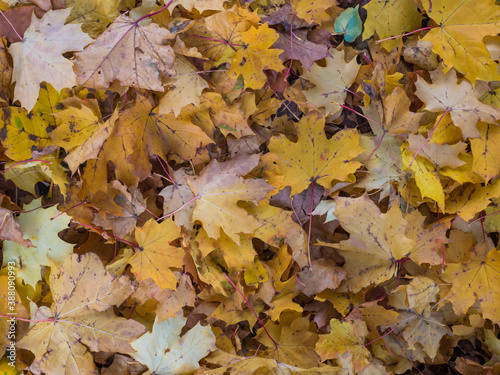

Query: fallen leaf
9 8 92 110
18 253 146 374
414 66 500 139
421 0 500 83
268 111 364 195
187 154 273 244
228 23 284 90
131 313 216 374
2 199 73 287
302 48 360 118
74 14 175 91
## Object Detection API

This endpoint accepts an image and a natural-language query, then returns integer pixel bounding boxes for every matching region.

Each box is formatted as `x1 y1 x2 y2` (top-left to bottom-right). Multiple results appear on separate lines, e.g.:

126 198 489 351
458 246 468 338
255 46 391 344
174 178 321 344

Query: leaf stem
183 34 245 48
0 313 55 323
364 129 387 165
468 209 500 225
284 13 296 80
135 0 174 24
307 182 314 270
156 194 199 221
364 324 398 346
338 104 385 127
375 26 435 44
72 221 140 248
1 159 52 173
0 10 23 42
223 273 278 347
51 202 84 220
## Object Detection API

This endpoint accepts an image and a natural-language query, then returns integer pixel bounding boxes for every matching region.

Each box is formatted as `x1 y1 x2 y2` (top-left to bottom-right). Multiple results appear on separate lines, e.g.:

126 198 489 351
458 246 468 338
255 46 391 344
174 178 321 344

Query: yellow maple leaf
256 313 320 368
421 0 500 83
17 253 145 374
0 82 62 161
158 56 209 117
228 23 284 90
402 147 445 212
63 0 121 38
316 318 370 372
292 0 333 25
471 123 500 182
187 154 273 244
183 7 260 63
442 246 500 324
267 111 364 195
363 0 423 51
129 218 184 290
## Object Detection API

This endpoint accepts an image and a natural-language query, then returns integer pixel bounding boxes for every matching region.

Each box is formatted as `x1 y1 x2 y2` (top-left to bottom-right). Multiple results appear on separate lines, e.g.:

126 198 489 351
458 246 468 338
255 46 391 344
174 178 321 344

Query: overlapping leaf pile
1 0 500 373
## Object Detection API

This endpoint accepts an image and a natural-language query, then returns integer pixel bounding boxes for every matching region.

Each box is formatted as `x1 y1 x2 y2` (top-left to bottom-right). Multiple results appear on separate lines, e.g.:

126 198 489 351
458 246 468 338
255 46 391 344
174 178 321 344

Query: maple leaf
442 246 500 323
363 0 422 51
182 7 260 63
158 56 209 116
74 14 175 91
421 0 500 83
302 48 360 118
268 111 364 196
292 0 333 25
9 8 92 110
186 154 273 244
316 318 370 372
318 195 415 293
244 200 308 268
273 29 330 70
92 181 146 238
445 179 500 221
228 23 284 90
407 134 467 169
51 107 118 174
129 218 184 290
2 199 73 287
0 102 56 162
131 313 215 374
18 253 145 374
63 0 121 38
196 228 256 273
167 0 226 12
256 313 320 368
414 67 500 139
470 123 500 181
